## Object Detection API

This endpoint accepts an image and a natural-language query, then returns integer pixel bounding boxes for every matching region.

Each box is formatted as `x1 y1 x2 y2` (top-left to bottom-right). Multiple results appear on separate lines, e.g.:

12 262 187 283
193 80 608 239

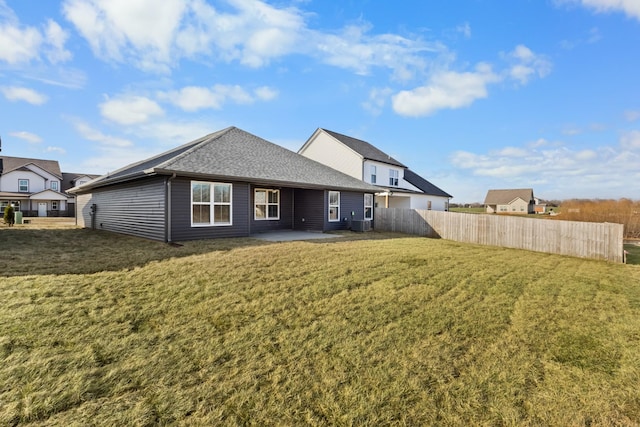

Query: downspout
166 173 176 243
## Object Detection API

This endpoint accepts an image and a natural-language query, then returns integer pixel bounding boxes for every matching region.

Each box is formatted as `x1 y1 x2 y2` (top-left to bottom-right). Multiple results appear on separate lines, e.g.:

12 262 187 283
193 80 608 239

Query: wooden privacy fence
374 208 625 263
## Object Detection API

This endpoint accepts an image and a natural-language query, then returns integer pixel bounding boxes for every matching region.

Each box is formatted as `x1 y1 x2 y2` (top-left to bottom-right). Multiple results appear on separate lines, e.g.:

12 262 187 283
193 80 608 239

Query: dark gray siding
324 190 368 231
249 186 293 233
293 189 324 231
170 178 250 241
77 177 167 241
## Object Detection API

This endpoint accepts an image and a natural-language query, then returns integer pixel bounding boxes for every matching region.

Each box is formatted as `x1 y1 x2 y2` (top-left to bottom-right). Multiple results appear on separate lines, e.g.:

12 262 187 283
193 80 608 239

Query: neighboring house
298 128 452 211
62 172 100 215
0 155 70 217
484 188 535 214
70 126 380 242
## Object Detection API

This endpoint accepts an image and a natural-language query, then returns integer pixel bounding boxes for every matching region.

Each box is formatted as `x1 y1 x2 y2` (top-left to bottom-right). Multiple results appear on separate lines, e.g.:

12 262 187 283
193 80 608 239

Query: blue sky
1 0 639 203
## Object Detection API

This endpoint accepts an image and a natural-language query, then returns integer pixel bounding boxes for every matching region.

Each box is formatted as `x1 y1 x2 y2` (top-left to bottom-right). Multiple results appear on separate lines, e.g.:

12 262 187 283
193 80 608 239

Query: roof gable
77 127 379 193
319 129 406 168
484 189 534 205
0 156 62 178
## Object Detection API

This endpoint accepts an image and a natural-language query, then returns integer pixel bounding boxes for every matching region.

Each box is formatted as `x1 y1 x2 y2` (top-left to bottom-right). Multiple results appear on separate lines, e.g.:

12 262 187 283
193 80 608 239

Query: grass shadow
0 227 406 277
624 243 640 265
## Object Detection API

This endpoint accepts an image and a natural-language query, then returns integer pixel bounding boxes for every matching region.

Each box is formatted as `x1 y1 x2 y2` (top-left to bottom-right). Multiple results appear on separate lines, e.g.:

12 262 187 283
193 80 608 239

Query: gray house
70 127 379 242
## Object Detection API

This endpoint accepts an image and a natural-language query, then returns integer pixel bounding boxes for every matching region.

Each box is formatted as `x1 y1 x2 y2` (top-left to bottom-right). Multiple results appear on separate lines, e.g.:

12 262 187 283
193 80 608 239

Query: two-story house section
0 156 70 217
299 128 452 211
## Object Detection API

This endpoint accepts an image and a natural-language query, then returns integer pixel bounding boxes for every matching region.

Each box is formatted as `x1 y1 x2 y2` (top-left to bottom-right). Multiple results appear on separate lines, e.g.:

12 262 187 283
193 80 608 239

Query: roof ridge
320 128 406 168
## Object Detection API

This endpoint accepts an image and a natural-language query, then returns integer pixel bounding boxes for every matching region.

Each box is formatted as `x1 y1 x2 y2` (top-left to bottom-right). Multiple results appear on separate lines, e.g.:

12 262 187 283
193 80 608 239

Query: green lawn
1 226 640 426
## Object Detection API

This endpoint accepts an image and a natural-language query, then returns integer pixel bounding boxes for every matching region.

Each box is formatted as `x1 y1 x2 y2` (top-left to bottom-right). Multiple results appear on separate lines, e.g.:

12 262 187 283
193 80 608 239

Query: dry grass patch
1 227 640 425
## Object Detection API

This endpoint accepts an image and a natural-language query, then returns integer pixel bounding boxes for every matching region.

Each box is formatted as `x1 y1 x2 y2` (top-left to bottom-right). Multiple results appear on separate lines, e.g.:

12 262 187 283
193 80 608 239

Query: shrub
3 205 15 226
560 198 640 239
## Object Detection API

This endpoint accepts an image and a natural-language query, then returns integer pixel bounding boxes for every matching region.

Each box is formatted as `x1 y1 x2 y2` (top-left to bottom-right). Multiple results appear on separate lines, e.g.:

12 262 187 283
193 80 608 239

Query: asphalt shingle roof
484 188 534 205
77 127 380 193
403 169 452 198
0 156 62 178
321 129 406 167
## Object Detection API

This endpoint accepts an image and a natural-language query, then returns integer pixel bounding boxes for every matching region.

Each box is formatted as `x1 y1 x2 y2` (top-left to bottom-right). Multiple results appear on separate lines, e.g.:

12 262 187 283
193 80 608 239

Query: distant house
70 127 379 242
484 188 535 214
62 173 100 215
0 155 70 217
298 128 452 211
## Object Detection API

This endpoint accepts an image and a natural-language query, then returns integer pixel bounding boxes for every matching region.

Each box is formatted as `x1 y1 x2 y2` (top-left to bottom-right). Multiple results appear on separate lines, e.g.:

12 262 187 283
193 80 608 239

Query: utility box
14 211 23 224
351 220 371 232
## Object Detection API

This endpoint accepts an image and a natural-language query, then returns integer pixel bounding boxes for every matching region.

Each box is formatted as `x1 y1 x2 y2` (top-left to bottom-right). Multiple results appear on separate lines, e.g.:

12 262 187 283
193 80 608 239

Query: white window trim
51 181 59 191
370 165 377 184
191 181 233 227
254 188 280 221
52 201 58 210
389 170 399 187
328 191 340 222
18 179 29 192
364 193 374 220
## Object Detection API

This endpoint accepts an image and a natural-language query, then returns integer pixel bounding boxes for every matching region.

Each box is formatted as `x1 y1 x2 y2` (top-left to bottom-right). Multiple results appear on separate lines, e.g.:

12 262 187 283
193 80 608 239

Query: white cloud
46 146 67 154
72 119 133 147
62 0 187 72
9 131 42 143
44 20 72 63
99 95 164 125
0 20 42 64
254 86 278 101
0 2 71 65
495 147 529 157
624 110 640 122
61 0 444 80
392 63 499 117
1 86 48 105
559 0 640 21
68 116 219 173
157 84 276 112
362 87 393 116
505 45 552 85
449 133 640 199
313 24 443 81
456 22 471 38
621 130 640 150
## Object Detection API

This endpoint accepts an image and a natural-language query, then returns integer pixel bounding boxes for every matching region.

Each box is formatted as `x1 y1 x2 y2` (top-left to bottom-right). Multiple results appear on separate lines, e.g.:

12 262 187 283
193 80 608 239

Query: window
52 201 58 210
328 191 340 222
18 179 29 192
364 193 373 220
191 181 232 226
389 170 399 186
370 165 377 184
255 189 279 220
51 181 59 191
427 201 432 210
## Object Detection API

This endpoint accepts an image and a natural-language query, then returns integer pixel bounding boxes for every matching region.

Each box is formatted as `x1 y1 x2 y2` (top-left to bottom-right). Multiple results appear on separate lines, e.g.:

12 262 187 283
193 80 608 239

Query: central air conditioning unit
351 220 372 232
